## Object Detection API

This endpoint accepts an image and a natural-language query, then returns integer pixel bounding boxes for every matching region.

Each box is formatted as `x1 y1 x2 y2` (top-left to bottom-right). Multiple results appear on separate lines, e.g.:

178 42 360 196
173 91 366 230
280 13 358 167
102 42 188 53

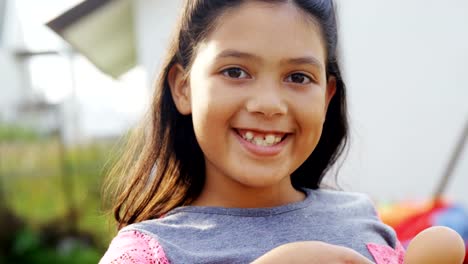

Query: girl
100 0 405 263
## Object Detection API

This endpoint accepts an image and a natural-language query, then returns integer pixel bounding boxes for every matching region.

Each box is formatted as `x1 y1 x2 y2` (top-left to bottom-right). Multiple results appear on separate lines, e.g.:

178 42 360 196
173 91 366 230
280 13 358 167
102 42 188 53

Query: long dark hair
107 0 348 229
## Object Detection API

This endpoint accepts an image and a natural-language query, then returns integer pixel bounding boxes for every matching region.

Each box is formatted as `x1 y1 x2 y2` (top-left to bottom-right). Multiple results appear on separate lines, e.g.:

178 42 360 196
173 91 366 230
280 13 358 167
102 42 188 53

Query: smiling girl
100 0 405 263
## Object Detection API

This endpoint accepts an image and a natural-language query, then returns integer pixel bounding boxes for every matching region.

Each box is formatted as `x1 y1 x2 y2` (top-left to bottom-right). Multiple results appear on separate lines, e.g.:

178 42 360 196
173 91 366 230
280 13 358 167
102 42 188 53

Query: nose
245 81 287 118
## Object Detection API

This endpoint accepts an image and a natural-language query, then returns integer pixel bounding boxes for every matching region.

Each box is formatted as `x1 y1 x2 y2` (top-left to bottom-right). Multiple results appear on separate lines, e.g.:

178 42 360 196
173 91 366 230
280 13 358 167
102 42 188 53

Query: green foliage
6 228 101 264
13 228 41 255
0 137 122 262
0 124 39 142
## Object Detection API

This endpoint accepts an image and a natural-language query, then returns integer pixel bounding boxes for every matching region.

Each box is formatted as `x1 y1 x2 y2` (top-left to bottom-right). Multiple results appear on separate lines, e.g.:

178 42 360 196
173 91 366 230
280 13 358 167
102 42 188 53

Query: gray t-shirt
119 188 398 263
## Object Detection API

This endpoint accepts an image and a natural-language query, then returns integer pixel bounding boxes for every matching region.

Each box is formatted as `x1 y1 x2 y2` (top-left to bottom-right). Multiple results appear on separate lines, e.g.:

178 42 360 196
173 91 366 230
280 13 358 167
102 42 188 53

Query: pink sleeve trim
99 230 170 264
367 241 405 264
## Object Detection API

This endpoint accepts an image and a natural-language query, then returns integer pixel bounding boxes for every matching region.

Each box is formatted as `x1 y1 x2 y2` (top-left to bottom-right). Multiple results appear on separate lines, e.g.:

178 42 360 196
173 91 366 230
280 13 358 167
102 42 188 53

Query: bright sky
11 0 149 137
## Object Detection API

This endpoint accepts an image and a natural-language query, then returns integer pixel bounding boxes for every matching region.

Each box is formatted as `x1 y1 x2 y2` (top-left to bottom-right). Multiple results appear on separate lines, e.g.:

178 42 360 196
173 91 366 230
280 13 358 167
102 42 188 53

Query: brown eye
286 73 312 84
222 67 250 79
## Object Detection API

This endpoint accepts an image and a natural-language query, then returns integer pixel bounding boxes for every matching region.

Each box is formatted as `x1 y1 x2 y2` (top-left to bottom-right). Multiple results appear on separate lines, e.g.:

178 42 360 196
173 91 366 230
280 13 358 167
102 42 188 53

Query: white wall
133 0 183 84
0 0 29 123
0 52 28 122
336 0 468 205
133 0 468 205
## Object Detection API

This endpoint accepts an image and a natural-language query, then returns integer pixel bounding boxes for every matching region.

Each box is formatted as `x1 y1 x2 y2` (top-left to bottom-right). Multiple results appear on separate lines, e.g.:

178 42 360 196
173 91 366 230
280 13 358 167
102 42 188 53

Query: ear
168 64 191 115
324 76 337 111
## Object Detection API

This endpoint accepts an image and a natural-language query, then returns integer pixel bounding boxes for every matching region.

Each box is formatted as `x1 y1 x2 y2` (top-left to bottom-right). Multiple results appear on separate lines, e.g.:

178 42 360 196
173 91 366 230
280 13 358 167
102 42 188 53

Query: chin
233 169 290 189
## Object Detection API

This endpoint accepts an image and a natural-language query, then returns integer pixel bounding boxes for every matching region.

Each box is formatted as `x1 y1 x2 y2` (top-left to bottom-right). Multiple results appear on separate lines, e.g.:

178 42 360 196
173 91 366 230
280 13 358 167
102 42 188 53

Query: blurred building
3 5 58 142
46 0 183 81
0 0 31 124
1 0 149 144
0 0 77 141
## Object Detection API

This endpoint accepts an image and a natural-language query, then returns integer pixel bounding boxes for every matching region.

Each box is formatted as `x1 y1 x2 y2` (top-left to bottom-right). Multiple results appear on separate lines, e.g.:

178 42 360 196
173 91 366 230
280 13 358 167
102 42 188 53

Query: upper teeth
245 131 254 140
241 131 283 146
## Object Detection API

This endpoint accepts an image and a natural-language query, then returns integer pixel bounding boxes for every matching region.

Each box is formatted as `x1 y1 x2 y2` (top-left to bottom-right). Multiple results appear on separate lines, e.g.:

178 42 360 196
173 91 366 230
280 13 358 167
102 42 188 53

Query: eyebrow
215 49 261 61
215 49 323 71
282 57 323 71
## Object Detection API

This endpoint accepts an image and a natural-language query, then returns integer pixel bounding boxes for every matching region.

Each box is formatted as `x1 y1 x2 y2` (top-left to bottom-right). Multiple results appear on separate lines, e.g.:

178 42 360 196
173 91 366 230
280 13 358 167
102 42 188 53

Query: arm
99 230 170 264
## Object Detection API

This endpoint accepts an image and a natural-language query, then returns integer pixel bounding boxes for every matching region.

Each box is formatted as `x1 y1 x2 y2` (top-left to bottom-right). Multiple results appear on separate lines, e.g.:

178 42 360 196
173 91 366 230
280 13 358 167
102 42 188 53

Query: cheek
190 98 219 144
190 76 241 118
190 102 222 162
189 82 235 143
295 90 328 128
293 91 328 152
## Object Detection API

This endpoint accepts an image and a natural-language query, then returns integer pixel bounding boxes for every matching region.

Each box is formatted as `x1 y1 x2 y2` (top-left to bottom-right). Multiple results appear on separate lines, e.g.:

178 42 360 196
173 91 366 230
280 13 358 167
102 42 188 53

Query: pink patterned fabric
99 230 170 264
367 241 405 264
99 228 405 264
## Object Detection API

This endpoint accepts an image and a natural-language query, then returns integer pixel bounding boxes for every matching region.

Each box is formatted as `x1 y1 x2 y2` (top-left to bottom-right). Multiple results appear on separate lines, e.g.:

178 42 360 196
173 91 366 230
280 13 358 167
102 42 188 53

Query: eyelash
285 72 314 84
221 67 251 79
221 67 315 84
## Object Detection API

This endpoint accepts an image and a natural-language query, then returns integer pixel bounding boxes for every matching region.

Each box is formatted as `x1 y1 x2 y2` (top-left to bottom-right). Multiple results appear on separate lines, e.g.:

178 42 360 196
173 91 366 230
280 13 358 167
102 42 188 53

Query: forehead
198 1 326 65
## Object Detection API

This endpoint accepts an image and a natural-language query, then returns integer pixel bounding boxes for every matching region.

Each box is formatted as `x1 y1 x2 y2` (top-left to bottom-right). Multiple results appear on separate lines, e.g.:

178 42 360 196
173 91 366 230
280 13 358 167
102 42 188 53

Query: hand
251 241 374 264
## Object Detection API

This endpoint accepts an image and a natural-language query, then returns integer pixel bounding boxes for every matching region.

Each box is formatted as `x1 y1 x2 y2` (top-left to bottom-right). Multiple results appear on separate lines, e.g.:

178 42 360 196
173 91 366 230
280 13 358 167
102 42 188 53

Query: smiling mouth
235 128 289 147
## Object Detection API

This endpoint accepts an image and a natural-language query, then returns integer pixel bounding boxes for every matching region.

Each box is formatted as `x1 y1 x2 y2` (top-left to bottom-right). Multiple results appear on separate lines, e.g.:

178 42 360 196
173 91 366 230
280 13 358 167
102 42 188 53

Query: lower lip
233 129 288 157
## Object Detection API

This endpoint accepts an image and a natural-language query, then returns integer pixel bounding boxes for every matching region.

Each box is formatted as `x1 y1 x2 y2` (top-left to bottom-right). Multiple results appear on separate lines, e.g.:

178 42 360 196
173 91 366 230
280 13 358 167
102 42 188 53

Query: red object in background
380 199 468 263
393 199 447 244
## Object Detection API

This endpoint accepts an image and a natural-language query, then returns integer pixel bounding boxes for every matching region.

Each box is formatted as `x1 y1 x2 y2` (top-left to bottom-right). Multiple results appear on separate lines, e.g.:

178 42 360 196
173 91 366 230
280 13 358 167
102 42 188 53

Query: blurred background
0 0 466 263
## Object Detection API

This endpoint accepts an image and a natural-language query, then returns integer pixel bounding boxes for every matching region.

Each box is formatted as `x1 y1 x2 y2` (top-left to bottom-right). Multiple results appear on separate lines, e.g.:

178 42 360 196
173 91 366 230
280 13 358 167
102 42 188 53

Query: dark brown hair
107 0 348 229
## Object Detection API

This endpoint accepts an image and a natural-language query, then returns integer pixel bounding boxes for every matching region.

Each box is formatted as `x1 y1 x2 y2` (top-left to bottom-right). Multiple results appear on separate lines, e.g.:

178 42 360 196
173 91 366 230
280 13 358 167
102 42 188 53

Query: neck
191 176 305 208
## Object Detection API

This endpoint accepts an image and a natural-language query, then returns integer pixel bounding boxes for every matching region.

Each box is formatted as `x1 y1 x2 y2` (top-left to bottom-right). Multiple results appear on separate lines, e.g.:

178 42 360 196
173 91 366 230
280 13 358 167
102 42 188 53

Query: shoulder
310 188 378 216
99 229 170 264
310 189 405 262
311 188 372 202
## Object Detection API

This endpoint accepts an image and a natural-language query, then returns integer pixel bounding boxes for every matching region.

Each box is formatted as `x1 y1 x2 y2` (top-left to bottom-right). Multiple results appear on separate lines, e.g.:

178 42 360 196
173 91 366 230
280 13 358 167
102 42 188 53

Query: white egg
404 226 466 264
